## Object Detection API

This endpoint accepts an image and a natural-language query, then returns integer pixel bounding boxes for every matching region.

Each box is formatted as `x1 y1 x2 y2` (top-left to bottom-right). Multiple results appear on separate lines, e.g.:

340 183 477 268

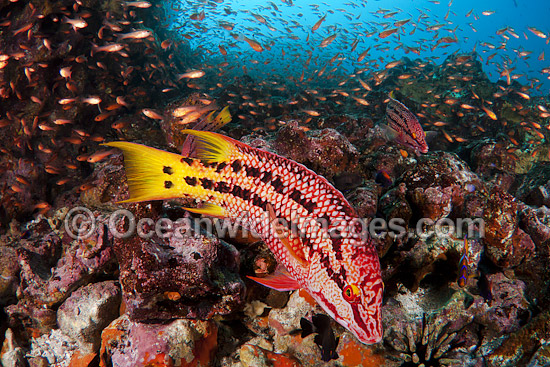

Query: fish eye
342 284 361 303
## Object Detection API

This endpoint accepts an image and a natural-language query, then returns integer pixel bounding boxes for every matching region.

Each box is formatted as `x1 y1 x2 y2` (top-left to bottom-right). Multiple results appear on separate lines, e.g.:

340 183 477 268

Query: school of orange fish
1 0 549 243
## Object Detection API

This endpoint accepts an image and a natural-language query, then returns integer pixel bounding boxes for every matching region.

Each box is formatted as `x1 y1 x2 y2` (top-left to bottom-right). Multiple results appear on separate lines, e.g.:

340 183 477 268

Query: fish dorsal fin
184 202 227 217
205 110 216 123
180 107 232 157
212 106 231 130
267 203 309 268
300 318 315 337
247 267 301 291
181 130 239 162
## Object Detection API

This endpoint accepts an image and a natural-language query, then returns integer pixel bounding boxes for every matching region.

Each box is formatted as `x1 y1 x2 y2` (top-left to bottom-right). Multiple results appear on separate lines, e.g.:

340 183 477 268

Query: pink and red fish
105 130 384 344
383 91 429 153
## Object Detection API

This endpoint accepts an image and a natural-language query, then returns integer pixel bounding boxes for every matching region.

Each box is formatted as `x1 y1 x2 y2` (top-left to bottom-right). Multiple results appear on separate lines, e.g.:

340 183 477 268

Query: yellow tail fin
102 141 200 203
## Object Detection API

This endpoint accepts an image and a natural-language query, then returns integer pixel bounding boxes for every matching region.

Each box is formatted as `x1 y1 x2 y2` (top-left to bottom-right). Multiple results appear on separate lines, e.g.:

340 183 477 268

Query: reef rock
4 300 57 342
100 315 217 367
513 162 550 207
239 344 302 367
113 212 245 321
480 186 535 268
383 290 480 366
6 215 116 341
519 204 550 247
377 182 412 257
470 140 518 179
57 280 122 353
16 216 115 307
1 329 26 367
399 151 481 221
0 245 19 306
27 329 79 367
274 122 360 180
348 182 380 219
474 272 530 335
487 309 550 367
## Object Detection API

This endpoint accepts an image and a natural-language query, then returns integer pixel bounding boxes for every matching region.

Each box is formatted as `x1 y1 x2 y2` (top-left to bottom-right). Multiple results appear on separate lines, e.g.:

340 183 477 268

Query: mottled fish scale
222 145 381 335
218 144 345 281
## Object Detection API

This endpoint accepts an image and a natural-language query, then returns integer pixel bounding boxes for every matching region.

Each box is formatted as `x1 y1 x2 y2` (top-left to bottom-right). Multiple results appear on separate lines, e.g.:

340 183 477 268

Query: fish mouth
352 328 383 345
347 319 383 345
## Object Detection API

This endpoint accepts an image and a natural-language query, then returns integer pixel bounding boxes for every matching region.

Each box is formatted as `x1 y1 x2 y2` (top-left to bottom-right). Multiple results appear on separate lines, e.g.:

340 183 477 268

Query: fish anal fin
184 202 226 217
267 203 308 267
247 267 301 291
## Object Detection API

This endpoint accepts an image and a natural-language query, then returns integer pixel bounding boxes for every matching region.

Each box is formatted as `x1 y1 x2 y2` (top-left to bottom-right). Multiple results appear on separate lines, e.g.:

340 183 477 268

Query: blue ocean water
163 0 550 94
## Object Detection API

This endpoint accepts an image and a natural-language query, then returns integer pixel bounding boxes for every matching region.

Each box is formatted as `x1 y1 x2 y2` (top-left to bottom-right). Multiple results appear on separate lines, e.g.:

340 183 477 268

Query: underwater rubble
2 0 550 367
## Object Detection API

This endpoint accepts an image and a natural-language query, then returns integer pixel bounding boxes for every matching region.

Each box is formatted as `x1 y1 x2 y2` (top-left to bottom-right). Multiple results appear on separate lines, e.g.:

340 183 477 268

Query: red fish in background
382 91 429 153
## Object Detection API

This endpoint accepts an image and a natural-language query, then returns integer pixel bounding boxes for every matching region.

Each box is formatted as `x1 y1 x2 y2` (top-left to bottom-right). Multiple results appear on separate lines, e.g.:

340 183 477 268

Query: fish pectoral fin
247 267 301 291
266 203 309 268
379 123 400 142
277 233 309 268
184 202 226 217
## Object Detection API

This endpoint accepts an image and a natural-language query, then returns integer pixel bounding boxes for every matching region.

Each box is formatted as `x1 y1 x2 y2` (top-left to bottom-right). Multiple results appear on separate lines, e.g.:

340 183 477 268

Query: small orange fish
481 104 497 120
312 14 326 32
81 96 102 105
64 17 88 31
379 28 399 39
527 26 547 39
92 43 124 54
56 178 71 185
177 70 205 79
302 109 320 117
59 67 72 79
87 149 116 163
116 30 152 40
320 33 337 48
142 109 163 120
53 119 72 125
243 36 264 52
89 105 108 116
124 1 152 8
